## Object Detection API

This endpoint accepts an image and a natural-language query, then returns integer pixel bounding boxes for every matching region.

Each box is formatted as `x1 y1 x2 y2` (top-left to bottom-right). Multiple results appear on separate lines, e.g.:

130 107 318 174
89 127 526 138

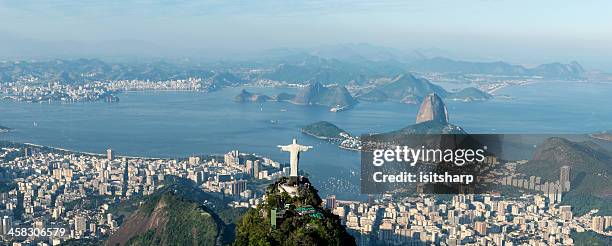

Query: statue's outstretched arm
298 146 313 151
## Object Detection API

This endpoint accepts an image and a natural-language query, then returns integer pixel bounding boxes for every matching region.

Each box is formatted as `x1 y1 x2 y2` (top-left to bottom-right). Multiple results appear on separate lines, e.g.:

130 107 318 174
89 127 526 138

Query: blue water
1 82 612 199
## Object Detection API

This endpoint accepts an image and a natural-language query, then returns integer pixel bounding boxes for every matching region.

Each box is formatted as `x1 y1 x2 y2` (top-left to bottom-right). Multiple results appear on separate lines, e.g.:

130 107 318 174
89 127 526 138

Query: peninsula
591 130 612 142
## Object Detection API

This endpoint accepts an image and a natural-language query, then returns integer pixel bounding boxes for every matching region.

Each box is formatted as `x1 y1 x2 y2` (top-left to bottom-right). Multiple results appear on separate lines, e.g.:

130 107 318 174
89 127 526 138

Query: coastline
300 129 339 142
300 130 361 152
122 89 202 93
590 133 612 142
18 142 171 160
485 80 609 95
485 80 538 94
337 144 360 152
4 140 272 162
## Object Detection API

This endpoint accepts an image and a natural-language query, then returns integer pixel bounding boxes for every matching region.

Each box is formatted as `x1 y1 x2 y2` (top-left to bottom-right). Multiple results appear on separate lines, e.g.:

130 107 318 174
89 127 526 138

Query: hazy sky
1 0 611 69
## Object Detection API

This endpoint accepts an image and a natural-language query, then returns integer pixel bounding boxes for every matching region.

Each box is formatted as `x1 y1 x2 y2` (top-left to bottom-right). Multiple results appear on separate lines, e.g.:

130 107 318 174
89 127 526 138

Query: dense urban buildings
1 143 610 245
0 145 289 244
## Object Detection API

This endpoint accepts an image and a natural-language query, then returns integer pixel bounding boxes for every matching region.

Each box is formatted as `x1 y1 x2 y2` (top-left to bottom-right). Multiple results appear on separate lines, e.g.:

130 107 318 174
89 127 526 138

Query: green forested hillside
107 177 245 246
234 177 355 246
517 137 612 215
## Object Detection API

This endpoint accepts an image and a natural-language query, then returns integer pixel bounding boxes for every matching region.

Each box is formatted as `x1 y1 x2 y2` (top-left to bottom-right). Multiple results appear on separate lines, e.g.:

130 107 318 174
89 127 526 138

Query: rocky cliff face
415 93 449 124
107 190 222 246
361 92 464 146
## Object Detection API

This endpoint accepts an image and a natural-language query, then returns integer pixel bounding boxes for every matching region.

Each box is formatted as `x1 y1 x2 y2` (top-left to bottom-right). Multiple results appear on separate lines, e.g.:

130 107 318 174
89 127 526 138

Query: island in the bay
235 74 492 112
235 82 357 112
301 121 351 141
234 89 273 103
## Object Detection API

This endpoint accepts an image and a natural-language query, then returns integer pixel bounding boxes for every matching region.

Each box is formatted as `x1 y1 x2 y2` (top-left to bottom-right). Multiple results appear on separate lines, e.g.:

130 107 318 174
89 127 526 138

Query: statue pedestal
277 176 310 197
278 183 300 197
287 176 300 185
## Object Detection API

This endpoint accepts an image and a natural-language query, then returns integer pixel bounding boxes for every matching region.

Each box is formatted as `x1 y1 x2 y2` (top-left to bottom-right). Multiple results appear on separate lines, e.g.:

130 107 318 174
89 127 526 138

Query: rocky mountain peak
415 93 449 124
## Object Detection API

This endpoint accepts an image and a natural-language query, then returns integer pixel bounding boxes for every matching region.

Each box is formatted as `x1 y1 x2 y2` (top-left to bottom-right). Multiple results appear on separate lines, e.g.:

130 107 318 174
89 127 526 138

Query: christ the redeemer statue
278 139 312 177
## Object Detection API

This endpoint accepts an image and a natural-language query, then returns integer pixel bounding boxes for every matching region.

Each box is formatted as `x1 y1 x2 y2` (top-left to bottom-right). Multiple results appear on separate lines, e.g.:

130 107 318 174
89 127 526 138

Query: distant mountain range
356 74 491 104
258 45 586 82
407 57 585 79
0 48 587 87
0 59 213 83
302 43 425 62
260 54 407 85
